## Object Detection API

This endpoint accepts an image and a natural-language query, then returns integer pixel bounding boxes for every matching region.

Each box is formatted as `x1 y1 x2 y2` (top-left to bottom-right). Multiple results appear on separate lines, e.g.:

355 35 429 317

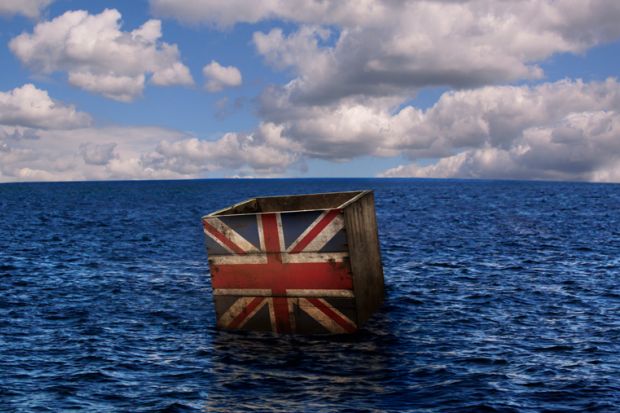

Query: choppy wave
1 179 619 412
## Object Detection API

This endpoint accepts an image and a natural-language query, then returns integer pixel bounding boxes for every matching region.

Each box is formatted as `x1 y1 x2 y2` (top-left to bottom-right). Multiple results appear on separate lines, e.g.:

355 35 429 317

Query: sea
1 178 619 412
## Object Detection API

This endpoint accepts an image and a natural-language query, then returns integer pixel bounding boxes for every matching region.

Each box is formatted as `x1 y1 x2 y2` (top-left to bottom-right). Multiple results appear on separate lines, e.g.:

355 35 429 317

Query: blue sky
1 0 620 181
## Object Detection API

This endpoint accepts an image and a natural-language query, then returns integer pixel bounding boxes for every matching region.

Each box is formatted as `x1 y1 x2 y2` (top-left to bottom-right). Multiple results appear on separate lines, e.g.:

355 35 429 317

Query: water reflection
204 310 405 412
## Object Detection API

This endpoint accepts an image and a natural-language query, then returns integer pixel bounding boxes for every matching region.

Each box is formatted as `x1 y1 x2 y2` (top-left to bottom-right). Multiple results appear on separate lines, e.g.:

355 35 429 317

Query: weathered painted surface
202 190 384 334
344 191 385 325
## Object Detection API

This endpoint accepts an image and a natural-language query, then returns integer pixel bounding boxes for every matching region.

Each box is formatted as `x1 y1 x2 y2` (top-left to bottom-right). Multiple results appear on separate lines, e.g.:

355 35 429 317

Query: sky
1 0 620 182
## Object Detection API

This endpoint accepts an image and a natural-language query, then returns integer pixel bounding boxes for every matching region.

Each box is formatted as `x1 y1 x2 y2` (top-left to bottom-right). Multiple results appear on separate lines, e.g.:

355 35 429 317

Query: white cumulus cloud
79 142 118 166
254 72 620 182
142 122 298 174
0 84 298 182
0 0 52 18
0 123 300 182
9 9 194 101
6 1 620 182
202 61 242 92
154 0 620 103
151 0 395 28
0 83 91 129
3 79 620 182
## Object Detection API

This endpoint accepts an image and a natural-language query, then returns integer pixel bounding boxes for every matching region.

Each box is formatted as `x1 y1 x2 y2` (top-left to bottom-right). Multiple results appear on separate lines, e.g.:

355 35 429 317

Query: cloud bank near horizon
2 79 620 182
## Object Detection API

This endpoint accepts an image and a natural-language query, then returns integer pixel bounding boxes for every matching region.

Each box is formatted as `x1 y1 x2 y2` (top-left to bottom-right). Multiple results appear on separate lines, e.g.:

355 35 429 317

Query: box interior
212 191 365 216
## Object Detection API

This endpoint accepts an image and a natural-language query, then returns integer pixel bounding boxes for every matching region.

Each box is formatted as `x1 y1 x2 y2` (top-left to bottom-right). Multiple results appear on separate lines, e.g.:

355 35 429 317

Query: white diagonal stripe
276 213 286 252
236 298 268 328
204 217 260 253
204 227 236 254
298 298 347 334
266 298 277 333
286 210 330 252
257 214 265 252
218 296 265 327
316 297 356 329
298 214 344 252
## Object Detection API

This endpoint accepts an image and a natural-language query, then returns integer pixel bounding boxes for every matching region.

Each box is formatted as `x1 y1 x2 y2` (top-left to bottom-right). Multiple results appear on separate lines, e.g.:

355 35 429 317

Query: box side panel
202 210 359 334
344 191 384 326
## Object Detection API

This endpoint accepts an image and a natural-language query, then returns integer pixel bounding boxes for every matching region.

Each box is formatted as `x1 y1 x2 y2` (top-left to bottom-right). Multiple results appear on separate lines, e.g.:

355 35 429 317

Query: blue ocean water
1 178 619 412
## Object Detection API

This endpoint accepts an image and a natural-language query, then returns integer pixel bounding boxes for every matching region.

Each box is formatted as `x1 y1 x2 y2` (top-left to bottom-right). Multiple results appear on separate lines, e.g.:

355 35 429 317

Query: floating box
201 190 384 334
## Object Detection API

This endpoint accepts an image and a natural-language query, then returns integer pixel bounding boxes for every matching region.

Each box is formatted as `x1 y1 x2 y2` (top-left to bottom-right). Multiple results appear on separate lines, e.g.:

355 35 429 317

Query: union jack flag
202 209 358 334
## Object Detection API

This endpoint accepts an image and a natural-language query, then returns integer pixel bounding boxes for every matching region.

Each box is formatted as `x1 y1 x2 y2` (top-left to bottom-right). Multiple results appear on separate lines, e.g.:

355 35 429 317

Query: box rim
202 189 372 219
